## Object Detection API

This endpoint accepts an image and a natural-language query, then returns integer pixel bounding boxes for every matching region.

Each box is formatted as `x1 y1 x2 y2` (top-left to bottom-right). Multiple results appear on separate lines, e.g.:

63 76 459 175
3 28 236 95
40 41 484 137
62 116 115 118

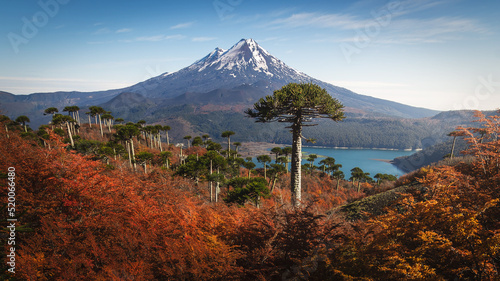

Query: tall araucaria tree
221 131 235 159
114 124 140 170
15 115 30 132
52 114 76 148
163 125 171 146
245 82 344 207
101 113 114 132
44 107 59 117
63 106 81 125
89 106 107 137
447 130 466 159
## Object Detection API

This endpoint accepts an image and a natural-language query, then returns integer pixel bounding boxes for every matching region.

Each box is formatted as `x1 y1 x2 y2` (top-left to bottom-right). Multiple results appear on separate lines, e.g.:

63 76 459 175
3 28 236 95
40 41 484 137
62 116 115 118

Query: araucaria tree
221 131 235 158
245 82 344 207
15 115 30 132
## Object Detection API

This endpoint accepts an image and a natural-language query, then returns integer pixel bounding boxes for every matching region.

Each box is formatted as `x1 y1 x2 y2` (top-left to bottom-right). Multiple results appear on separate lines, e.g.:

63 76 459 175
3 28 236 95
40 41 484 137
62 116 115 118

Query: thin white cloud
125 34 186 42
136 35 165 42
93 28 111 35
192 37 217 42
268 12 365 30
170 21 195 30
86 41 114 45
268 9 488 45
373 17 488 44
389 0 454 17
116 28 132 33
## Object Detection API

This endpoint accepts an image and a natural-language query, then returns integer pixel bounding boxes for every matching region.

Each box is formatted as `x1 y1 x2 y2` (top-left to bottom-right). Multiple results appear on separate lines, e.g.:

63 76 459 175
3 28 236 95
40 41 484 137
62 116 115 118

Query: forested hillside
1 109 498 280
145 106 477 150
393 138 470 172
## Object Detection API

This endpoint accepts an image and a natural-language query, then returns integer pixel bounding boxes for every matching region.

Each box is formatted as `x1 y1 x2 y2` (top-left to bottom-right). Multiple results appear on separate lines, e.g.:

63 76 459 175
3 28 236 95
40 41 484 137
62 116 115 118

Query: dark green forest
143 105 473 150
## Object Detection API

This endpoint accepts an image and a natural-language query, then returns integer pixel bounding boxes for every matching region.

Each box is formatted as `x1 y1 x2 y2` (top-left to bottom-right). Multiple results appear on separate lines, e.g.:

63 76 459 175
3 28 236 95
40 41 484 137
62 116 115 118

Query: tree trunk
98 114 103 138
209 159 213 202
166 131 169 146
130 139 137 171
88 115 92 128
271 177 278 193
215 168 220 203
5 125 9 138
450 136 457 159
66 122 74 148
336 178 340 191
158 133 163 151
291 122 302 208
126 141 133 168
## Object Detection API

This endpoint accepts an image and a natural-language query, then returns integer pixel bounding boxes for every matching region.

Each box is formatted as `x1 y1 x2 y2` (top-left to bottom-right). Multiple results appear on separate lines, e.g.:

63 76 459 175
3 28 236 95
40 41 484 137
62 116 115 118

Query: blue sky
1 0 499 111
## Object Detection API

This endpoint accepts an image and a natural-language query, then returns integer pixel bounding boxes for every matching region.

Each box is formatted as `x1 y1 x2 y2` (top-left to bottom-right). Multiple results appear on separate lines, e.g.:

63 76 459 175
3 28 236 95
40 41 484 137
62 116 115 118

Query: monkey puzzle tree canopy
245 82 344 207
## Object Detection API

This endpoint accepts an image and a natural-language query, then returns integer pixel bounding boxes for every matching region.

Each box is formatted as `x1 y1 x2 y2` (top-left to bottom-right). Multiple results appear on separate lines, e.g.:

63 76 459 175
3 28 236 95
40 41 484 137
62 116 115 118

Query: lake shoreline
238 142 288 158
303 145 420 152
299 146 415 177
239 142 420 158
238 142 422 156
371 158 395 164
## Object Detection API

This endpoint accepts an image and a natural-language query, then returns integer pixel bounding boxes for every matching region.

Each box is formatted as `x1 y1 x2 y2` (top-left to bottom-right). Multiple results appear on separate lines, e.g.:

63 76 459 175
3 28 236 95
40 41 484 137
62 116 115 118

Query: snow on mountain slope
0 38 439 121
126 38 311 98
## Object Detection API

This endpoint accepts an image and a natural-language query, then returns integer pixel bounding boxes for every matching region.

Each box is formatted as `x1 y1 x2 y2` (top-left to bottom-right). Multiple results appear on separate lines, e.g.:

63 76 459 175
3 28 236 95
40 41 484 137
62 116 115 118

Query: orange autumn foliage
0 128 349 280
2 110 499 280
0 131 242 280
327 111 500 280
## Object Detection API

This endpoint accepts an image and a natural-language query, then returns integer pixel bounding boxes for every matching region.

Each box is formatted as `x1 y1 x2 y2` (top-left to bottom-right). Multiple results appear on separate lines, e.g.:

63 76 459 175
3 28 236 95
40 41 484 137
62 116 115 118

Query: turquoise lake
256 147 416 178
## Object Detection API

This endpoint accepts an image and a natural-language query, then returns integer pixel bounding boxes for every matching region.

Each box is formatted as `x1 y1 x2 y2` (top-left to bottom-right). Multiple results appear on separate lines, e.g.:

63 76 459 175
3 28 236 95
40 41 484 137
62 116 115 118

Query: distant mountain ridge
0 38 438 123
0 38 454 150
122 39 437 118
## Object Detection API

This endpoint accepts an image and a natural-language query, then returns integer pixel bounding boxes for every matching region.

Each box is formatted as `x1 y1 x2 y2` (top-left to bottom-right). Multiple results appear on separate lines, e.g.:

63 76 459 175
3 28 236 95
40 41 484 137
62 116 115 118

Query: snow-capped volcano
189 39 304 79
119 38 437 118
189 47 227 72
0 38 440 129
128 38 311 98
